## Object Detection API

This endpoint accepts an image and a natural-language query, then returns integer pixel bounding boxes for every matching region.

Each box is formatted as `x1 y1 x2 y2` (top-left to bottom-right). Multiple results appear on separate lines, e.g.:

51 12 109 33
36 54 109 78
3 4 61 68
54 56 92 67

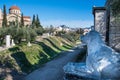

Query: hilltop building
55 25 70 32
0 5 31 27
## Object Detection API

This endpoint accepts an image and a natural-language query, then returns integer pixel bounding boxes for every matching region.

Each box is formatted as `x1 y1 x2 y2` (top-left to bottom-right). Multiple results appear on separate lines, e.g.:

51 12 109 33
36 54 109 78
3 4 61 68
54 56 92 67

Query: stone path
0 46 8 51
25 47 83 80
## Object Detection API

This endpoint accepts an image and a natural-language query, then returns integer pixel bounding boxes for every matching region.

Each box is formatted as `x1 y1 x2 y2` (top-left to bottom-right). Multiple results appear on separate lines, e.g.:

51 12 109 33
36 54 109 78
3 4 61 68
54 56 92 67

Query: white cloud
41 20 93 28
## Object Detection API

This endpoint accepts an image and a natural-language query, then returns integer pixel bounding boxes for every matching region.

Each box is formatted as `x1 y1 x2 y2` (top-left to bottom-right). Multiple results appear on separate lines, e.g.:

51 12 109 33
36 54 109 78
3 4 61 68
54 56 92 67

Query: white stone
6 35 11 47
27 42 32 46
11 39 15 46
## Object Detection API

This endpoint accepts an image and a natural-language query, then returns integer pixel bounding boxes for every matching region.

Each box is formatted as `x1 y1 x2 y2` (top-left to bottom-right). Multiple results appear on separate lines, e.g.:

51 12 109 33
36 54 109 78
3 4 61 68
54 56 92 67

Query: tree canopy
20 13 24 27
31 14 44 35
32 14 36 28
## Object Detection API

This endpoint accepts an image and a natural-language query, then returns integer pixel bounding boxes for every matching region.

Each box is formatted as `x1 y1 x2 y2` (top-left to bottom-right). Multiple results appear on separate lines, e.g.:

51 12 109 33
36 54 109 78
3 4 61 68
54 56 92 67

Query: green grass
0 36 75 73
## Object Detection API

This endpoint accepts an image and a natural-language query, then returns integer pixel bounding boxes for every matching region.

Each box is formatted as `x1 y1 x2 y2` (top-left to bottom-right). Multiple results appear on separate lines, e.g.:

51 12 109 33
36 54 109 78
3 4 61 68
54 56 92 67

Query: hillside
0 36 75 80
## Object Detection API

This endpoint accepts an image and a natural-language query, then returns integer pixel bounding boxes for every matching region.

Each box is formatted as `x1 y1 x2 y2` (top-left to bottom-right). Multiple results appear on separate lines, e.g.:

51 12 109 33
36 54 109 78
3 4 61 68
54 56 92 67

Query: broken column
6 35 11 47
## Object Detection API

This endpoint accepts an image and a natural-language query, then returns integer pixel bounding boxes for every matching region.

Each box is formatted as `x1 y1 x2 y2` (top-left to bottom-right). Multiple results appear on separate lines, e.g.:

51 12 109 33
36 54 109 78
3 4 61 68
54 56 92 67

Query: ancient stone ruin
64 30 120 80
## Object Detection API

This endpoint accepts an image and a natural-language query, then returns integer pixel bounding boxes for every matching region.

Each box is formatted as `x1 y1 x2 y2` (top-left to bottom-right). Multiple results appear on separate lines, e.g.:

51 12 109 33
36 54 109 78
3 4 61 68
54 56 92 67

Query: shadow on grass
9 47 32 73
44 38 63 51
30 52 49 70
8 42 60 73
9 47 20 52
38 52 49 65
62 41 73 48
62 45 72 49
37 41 58 58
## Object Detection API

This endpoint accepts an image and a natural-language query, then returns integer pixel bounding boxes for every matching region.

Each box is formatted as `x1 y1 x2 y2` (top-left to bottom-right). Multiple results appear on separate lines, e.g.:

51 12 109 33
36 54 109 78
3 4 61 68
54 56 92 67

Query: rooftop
9 6 20 10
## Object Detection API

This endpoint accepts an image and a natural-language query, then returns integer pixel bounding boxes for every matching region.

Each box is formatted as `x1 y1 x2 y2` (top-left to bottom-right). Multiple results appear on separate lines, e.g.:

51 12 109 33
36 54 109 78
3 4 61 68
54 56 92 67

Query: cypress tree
2 5 7 27
15 17 19 27
20 13 24 27
32 14 36 28
36 14 41 28
35 15 44 35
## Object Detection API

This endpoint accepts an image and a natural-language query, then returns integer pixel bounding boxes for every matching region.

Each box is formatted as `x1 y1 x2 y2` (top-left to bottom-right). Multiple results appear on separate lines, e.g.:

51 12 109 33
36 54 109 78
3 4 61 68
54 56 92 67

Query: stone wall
93 7 107 42
106 0 120 52
109 14 120 52
93 0 120 52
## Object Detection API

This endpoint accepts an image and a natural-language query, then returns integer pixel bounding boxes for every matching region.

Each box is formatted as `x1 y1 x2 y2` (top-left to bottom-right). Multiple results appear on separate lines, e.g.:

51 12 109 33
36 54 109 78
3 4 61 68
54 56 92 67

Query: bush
34 27 44 35
56 31 80 42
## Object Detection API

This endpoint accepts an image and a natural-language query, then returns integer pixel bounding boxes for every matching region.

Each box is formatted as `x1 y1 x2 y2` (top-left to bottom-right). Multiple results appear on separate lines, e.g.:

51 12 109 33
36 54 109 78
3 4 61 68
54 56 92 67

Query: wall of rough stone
93 0 120 52
109 14 120 52
106 0 120 52
94 9 107 41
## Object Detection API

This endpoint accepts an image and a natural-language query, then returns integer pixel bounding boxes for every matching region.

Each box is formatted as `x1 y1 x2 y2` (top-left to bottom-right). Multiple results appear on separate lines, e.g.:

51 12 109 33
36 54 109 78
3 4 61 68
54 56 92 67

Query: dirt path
25 47 83 80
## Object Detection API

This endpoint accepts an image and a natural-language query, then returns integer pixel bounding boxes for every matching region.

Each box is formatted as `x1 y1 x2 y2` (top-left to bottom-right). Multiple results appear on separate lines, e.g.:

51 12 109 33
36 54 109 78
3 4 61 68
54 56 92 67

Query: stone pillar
93 7 107 42
6 35 11 47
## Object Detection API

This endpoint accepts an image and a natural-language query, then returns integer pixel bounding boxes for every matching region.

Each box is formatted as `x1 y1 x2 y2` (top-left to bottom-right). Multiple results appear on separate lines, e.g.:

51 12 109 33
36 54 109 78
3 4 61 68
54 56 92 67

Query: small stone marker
27 42 32 46
11 39 15 46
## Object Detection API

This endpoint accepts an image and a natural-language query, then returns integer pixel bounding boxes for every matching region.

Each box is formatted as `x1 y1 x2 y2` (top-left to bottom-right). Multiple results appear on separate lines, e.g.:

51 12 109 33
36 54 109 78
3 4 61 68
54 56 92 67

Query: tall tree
34 15 44 35
76 28 84 35
2 5 7 27
15 17 19 27
32 14 36 28
35 14 42 28
20 13 24 27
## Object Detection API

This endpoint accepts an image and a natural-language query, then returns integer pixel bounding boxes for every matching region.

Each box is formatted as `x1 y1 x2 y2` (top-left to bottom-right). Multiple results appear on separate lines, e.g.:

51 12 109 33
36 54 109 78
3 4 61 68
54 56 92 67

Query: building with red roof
0 5 31 27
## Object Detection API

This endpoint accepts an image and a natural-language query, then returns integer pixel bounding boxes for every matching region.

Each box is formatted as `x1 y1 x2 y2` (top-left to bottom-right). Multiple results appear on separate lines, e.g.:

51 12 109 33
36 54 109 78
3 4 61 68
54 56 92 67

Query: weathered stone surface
64 30 120 80
109 12 120 51
94 9 106 41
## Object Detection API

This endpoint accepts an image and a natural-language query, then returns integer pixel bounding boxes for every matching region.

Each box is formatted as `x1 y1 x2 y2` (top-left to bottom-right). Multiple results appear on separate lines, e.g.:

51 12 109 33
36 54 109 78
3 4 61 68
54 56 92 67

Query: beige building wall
0 6 31 27
23 17 31 26
7 14 21 22
9 9 21 15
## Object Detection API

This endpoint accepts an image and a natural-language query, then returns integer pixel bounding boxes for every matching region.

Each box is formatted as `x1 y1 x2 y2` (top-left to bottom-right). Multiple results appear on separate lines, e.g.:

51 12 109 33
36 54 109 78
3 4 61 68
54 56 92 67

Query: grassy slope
0 36 74 74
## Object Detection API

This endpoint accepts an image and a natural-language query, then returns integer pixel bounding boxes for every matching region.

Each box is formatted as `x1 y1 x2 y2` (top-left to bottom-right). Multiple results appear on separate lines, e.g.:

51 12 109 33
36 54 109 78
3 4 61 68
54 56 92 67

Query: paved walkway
25 47 83 80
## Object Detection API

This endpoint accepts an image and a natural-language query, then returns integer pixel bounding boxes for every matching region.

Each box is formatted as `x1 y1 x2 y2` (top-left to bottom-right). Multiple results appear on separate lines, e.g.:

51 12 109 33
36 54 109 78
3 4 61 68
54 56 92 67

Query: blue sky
0 0 106 28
